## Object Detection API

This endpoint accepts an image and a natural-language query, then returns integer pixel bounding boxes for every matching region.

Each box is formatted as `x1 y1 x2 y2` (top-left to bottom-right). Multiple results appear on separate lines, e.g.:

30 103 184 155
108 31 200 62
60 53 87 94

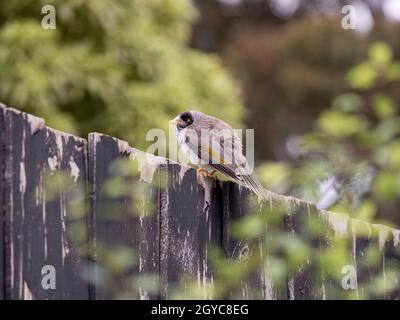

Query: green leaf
332 93 363 113
368 41 393 68
257 162 291 193
372 171 400 200
373 118 400 144
389 140 400 169
354 200 376 221
387 62 400 81
346 62 377 90
318 110 366 138
372 94 397 119
232 214 265 240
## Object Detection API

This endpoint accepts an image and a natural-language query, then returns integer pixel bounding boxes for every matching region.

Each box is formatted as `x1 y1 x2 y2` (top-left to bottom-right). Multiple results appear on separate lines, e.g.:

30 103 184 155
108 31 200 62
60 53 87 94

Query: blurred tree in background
191 0 400 226
258 41 400 226
0 0 244 149
192 1 400 161
1 0 399 299
1 0 400 226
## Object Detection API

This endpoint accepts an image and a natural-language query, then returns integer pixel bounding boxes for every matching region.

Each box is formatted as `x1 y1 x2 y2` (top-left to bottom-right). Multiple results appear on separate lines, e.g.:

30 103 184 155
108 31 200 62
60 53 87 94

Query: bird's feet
196 168 217 180
196 168 208 177
207 170 217 180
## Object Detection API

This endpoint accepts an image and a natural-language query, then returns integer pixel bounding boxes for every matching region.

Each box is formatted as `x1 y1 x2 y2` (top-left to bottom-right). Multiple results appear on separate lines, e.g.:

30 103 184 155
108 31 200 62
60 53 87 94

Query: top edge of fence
88 131 185 184
2 103 399 242
1 102 86 142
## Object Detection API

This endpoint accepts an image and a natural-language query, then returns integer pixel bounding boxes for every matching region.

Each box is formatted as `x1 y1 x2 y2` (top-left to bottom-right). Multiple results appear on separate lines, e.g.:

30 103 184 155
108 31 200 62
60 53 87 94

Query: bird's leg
207 170 217 180
196 168 208 177
197 168 217 180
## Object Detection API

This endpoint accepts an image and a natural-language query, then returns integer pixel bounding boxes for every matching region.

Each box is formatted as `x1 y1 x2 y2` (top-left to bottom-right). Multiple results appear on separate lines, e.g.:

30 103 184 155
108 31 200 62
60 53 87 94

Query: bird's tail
242 174 269 200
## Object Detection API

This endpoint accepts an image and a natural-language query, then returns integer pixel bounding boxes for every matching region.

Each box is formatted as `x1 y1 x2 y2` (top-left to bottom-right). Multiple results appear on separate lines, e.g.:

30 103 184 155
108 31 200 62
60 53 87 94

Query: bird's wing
184 127 267 199
211 162 266 199
184 126 243 167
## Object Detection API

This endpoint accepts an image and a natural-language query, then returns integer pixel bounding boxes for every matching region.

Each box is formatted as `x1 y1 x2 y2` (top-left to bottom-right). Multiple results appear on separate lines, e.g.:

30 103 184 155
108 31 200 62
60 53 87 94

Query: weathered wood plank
88 133 159 299
287 203 400 299
361 224 400 300
222 183 287 299
2 105 89 299
159 164 223 299
284 204 329 300
384 233 400 299
222 182 400 300
0 104 5 299
0 105 399 300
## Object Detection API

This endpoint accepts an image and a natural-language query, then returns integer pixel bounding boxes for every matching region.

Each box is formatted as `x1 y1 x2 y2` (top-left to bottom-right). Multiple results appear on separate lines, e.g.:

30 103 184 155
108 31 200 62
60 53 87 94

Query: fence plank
2 105 89 299
284 204 327 300
88 133 160 299
222 183 287 299
0 105 399 300
0 104 5 299
286 204 400 299
364 224 400 299
385 234 400 299
159 164 223 299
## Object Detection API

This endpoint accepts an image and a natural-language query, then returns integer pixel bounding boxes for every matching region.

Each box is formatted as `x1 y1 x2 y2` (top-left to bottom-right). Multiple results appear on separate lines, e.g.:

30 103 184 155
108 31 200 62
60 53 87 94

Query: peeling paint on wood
159 164 222 299
285 196 400 300
88 133 159 299
0 104 5 299
128 147 167 184
1 104 89 299
222 183 286 299
0 104 399 300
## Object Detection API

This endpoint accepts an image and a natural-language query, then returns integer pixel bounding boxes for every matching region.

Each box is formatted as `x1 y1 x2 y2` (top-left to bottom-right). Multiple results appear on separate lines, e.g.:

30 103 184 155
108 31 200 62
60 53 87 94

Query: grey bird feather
170 111 267 200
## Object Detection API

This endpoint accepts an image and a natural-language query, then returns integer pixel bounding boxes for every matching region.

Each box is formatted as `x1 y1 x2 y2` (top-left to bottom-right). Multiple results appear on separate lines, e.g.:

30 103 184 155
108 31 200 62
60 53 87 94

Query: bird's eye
181 112 190 122
178 112 193 129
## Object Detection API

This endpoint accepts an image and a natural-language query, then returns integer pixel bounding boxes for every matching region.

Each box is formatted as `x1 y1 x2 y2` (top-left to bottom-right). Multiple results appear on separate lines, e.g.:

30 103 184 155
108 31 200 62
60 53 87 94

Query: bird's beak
169 117 184 126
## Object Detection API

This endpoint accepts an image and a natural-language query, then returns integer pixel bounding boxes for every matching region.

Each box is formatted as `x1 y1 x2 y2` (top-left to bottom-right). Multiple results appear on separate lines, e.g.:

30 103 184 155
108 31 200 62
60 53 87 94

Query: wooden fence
0 103 399 300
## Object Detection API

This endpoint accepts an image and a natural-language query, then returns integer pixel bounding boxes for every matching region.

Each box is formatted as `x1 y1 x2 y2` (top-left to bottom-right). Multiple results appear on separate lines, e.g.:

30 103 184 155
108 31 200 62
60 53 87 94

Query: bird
169 111 267 199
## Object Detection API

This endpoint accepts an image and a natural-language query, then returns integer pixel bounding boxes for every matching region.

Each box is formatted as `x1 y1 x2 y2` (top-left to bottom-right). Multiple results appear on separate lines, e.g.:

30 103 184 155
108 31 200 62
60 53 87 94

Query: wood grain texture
384 236 400 299
2 105 89 299
284 205 327 300
286 205 400 299
159 164 223 299
0 105 399 300
354 223 400 300
88 133 159 299
222 183 287 299
0 104 5 299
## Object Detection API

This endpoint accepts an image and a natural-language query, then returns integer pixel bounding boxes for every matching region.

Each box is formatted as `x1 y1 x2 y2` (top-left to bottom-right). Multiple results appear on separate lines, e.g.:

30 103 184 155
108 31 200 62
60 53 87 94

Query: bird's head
169 111 203 130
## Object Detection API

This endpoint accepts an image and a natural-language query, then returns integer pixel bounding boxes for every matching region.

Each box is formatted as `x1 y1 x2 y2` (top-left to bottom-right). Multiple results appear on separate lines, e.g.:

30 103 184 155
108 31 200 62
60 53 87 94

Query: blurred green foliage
174 196 400 300
7 1 399 300
223 17 400 161
0 0 244 149
258 41 400 226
